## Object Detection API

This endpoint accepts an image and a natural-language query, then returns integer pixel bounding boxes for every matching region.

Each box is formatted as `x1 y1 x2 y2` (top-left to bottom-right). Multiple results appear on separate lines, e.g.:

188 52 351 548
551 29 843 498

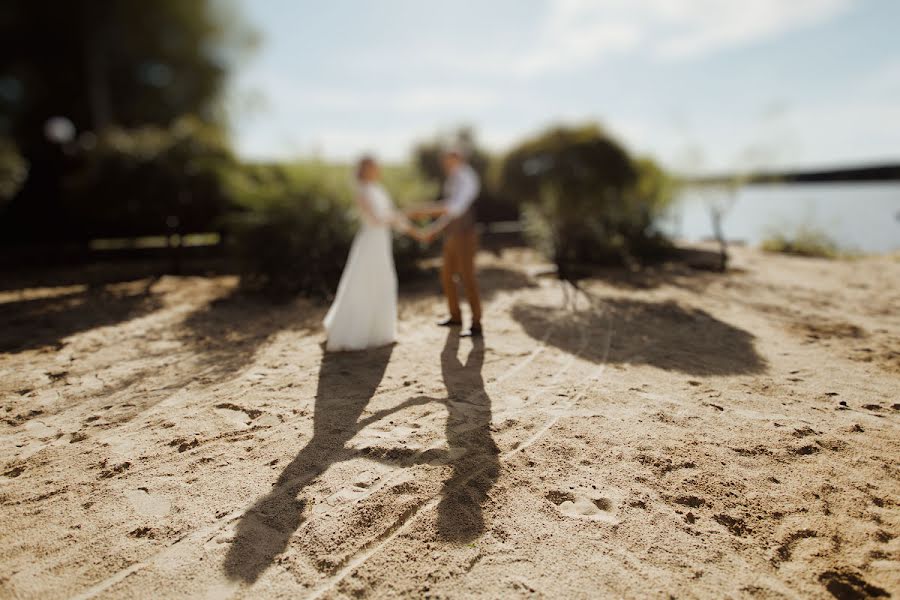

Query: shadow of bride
223 345 393 583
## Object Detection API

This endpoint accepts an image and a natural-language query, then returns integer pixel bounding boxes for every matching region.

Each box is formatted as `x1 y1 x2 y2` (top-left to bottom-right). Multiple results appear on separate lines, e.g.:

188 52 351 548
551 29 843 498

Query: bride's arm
372 188 415 232
355 189 383 227
358 186 419 236
390 212 414 234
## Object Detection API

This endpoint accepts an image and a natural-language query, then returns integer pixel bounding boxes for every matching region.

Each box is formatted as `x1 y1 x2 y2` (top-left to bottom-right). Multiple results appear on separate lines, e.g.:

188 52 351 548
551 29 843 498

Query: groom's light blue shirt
443 164 480 217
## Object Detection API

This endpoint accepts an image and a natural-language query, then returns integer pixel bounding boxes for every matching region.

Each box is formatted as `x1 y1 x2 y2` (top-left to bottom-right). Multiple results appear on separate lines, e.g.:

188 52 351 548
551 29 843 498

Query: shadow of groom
434 330 500 542
355 331 500 541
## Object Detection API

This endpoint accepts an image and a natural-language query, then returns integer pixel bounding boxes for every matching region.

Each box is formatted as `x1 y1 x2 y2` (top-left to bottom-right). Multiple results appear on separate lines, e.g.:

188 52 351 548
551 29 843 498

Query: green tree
0 0 256 243
413 127 490 185
499 123 673 266
64 117 236 238
223 160 430 297
0 138 27 206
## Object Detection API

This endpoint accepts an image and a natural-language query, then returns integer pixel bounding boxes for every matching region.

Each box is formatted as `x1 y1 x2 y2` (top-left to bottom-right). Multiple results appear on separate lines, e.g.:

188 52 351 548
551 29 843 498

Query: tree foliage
224 161 430 297
0 138 27 205
0 0 256 244
0 0 255 143
499 123 674 265
63 117 236 239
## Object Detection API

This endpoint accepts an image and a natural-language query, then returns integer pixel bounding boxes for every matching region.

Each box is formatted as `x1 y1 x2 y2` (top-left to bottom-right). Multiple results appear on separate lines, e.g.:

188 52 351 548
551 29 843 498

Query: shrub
225 161 430 297
0 138 28 206
761 225 843 259
499 123 674 265
378 163 439 211
63 117 235 239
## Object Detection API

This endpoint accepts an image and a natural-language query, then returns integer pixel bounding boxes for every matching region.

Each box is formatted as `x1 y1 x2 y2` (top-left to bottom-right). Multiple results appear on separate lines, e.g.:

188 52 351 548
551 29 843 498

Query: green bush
500 123 674 265
63 117 235 238
761 225 843 259
0 138 28 206
375 163 436 208
225 161 430 297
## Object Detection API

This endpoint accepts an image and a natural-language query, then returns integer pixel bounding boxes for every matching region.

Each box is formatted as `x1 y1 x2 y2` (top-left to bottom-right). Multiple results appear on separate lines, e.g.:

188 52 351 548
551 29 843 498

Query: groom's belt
447 207 476 234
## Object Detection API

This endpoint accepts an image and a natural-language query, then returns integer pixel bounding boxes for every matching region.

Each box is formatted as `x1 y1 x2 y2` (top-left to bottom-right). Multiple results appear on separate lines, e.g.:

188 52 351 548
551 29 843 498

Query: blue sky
231 0 900 173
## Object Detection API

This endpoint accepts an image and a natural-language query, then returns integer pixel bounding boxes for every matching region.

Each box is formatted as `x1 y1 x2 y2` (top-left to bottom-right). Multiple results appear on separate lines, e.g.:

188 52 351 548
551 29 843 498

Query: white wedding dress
323 182 400 352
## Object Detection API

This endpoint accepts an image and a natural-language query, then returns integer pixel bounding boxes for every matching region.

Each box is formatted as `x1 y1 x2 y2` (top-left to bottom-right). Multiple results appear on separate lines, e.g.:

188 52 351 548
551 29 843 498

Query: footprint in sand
125 488 171 518
547 490 618 523
16 421 63 460
213 403 261 427
353 423 426 454
23 420 57 438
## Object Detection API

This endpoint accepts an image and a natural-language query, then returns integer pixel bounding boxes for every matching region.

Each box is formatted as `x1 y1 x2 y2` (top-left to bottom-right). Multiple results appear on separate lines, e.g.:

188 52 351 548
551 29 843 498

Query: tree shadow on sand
223 345 395 583
0 280 162 353
178 289 318 379
512 293 767 376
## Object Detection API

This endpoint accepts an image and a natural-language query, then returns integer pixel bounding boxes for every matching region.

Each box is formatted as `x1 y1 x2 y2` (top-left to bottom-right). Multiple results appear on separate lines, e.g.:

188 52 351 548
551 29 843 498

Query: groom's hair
356 155 376 180
443 146 465 160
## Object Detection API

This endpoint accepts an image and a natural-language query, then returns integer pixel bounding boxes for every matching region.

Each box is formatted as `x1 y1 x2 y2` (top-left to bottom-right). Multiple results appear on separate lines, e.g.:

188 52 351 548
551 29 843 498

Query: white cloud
235 68 498 117
649 0 855 59
392 89 499 111
517 19 642 76
505 0 857 75
236 123 419 162
231 0 888 168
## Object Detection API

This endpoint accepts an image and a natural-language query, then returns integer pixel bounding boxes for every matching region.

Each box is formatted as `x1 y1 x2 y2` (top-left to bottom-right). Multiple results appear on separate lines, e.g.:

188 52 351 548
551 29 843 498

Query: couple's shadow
223 331 498 583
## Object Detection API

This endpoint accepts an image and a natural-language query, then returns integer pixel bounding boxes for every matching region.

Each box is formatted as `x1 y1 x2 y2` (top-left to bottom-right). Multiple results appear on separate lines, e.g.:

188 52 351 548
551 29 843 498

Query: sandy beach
1 246 898 599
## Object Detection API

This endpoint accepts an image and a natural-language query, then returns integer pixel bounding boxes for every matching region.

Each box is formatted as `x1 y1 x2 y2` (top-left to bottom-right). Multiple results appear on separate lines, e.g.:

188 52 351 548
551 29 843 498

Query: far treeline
3 1 878 297
0 0 681 296
691 163 900 185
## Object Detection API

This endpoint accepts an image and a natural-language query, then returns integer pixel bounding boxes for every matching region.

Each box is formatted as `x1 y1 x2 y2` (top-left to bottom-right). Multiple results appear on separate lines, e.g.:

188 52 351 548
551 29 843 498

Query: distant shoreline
689 162 900 184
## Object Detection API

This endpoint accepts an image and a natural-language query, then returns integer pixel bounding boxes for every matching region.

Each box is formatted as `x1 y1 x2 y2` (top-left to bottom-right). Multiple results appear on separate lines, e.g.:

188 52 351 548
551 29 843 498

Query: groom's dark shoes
460 323 482 338
437 317 463 327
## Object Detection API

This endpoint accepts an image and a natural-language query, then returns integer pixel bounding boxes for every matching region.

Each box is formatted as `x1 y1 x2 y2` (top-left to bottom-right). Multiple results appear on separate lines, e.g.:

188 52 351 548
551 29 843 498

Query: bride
323 156 421 352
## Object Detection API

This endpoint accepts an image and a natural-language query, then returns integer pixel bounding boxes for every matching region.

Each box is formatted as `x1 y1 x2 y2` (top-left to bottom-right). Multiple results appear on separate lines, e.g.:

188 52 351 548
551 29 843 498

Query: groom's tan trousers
441 228 482 325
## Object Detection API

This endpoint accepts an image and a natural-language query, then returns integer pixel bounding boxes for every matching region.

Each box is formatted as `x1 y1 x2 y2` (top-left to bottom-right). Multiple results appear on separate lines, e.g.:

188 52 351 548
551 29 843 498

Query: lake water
664 182 900 254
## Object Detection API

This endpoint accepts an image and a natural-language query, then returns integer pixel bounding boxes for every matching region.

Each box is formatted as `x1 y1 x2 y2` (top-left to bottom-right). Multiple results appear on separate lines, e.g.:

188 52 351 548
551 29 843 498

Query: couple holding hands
323 149 483 352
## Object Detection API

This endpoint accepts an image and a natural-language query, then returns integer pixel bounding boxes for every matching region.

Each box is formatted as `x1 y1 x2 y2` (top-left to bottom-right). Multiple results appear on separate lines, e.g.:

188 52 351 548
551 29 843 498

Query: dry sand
0 246 898 599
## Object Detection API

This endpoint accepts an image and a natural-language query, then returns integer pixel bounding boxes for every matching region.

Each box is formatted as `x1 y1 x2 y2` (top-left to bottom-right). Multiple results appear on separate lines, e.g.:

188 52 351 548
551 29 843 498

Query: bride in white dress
324 156 418 352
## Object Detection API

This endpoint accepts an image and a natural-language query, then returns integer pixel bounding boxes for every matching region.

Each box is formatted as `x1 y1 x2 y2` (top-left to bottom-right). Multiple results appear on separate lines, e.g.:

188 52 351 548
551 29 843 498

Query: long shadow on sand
430 330 499 542
179 289 319 379
0 280 162 353
512 295 766 376
340 331 499 542
223 330 500 582
223 345 393 583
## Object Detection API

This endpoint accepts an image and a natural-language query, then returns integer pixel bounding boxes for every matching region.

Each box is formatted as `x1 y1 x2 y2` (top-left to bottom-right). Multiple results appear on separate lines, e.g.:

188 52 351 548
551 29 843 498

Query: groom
410 149 483 338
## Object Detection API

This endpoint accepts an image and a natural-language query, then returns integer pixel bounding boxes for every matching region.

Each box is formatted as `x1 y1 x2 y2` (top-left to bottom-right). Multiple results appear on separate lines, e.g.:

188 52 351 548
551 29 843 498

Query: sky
230 0 900 173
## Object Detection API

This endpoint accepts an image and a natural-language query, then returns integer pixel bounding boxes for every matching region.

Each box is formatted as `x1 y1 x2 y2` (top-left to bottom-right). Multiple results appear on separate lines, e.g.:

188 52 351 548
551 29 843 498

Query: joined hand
409 227 435 244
